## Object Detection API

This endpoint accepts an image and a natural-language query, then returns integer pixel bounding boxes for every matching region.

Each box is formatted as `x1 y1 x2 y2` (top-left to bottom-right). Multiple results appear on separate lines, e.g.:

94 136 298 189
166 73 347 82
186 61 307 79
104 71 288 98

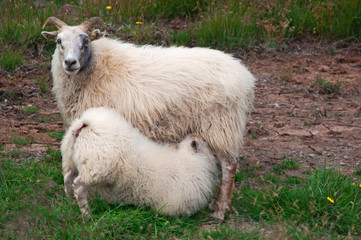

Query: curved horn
80 17 106 32
42 17 67 29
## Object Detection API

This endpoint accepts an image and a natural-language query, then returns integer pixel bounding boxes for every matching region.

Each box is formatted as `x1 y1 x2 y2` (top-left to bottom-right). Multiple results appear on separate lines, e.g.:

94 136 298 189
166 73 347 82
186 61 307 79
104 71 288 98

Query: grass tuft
0 49 23 72
22 107 39 115
316 78 341 96
47 131 65 141
11 136 32 147
280 156 300 170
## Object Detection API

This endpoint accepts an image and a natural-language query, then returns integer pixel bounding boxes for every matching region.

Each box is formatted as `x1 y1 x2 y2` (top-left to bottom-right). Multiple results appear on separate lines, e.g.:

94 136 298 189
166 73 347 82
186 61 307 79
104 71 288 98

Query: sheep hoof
211 217 223 222
211 211 225 222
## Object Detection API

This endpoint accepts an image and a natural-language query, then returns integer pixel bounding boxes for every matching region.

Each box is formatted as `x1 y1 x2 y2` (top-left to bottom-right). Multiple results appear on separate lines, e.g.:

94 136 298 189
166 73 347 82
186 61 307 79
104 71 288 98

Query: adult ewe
42 17 256 220
62 107 218 217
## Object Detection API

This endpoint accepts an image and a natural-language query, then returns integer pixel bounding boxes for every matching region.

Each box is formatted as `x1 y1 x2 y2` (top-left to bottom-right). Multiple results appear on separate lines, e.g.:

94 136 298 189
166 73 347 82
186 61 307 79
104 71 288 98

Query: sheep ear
89 29 104 41
41 31 58 41
190 140 199 152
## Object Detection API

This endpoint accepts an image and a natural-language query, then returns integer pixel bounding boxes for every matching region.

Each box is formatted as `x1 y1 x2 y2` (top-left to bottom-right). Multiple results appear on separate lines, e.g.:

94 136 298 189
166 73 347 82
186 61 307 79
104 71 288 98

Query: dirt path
1 40 360 175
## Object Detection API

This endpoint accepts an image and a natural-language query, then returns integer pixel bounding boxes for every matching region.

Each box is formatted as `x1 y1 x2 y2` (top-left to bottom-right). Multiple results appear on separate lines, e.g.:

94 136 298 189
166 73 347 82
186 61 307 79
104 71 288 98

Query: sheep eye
56 39 62 45
83 38 89 46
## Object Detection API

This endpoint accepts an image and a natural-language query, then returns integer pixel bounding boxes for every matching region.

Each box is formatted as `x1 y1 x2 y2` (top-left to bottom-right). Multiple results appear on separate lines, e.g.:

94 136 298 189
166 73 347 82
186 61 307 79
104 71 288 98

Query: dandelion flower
106 6 112 10
136 21 142 25
327 197 334 204
359 184 361 188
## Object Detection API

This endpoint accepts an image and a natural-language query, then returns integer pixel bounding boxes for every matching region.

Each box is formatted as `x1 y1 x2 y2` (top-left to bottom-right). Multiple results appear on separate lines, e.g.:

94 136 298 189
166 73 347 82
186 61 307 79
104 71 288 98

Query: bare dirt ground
1 40 360 177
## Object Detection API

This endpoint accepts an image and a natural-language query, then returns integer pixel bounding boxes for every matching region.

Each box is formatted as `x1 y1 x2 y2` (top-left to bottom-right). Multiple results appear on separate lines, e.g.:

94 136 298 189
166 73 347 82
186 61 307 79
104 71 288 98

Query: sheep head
41 17 106 75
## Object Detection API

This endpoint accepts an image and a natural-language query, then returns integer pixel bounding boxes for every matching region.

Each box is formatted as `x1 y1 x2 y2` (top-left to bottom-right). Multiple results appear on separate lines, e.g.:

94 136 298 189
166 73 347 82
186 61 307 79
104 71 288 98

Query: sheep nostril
65 59 77 67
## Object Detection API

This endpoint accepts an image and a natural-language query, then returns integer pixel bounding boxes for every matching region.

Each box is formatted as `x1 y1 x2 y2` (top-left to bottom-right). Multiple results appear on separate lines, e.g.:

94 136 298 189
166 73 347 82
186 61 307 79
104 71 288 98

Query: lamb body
42 17 256 220
62 107 218 216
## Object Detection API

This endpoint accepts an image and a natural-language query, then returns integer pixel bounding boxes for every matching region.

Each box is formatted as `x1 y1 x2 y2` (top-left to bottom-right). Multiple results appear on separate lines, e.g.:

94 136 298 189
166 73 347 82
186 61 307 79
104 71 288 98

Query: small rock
327 152 335 157
269 103 281 109
319 65 330 72
322 151 327 156
344 156 349 160
308 154 317 159
356 162 360 166
339 162 346 166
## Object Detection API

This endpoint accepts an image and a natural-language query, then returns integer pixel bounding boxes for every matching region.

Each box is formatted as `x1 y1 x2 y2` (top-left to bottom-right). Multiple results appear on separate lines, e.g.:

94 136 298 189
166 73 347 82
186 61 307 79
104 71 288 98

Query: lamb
42 17 256 220
61 107 219 217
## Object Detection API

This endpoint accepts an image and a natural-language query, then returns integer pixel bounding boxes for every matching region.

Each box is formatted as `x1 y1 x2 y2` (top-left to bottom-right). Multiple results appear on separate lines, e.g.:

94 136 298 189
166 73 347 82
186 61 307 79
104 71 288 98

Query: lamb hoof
65 186 74 198
81 211 92 219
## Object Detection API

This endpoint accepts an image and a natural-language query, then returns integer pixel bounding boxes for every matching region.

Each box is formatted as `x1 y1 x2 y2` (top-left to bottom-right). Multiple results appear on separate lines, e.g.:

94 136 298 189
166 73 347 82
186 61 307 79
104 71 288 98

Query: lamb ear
190 140 199 152
89 29 104 41
41 31 58 41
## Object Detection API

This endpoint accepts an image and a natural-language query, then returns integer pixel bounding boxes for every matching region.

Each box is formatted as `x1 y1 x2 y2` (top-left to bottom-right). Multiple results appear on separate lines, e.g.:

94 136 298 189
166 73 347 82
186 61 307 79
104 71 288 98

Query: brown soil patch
244 40 361 176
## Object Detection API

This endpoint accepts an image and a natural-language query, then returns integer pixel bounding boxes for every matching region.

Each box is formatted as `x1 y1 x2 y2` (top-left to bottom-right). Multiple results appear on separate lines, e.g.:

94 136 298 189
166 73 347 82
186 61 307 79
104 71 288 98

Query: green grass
22 107 39 115
315 78 341 96
0 49 23 72
0 152 246 239
234 167 361 238
280 156 300 170
354 169 361 176
11 136 32 147
47 131 65 141
1 148 360 238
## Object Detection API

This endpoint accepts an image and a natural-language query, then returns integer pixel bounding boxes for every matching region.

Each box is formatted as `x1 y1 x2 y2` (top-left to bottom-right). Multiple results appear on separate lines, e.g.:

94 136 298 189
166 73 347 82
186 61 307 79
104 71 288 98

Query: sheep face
41 17 105 75
54 27 91 74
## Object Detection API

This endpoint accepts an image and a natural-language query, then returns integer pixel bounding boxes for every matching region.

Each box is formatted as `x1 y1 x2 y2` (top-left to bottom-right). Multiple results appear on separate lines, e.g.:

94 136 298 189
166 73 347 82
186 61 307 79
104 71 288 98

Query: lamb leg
73 176 91 217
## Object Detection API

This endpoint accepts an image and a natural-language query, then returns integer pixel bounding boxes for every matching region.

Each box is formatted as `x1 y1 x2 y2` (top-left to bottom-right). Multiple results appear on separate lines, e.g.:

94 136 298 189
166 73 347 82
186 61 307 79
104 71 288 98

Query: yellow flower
106 6 112 10
136 21 142 25
327 197 334 204
353 183 356 186
359 184 361 188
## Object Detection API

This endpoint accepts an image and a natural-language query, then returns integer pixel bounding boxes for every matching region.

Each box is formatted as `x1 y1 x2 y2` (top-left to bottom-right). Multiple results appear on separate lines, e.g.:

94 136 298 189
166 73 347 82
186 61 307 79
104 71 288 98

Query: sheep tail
75 123 88 138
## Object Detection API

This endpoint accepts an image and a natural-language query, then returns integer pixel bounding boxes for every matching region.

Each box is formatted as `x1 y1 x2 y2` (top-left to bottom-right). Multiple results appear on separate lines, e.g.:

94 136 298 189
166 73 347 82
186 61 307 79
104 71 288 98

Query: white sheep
61 107 218 217
42 17 256 220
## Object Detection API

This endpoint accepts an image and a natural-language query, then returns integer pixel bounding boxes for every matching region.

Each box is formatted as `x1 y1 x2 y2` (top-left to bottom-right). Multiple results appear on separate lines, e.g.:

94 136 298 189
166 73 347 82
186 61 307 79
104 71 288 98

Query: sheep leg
211 153 237 221
64 170 77 197
73 176 91 217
